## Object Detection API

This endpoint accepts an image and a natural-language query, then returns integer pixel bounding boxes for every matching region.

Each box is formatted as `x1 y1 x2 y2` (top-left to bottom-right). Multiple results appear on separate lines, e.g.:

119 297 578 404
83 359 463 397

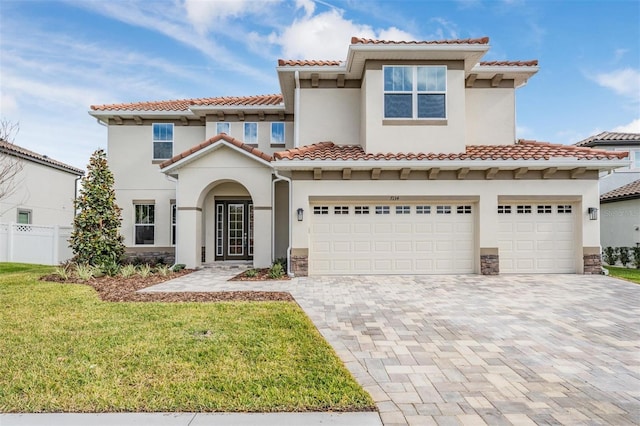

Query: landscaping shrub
120 264 137 278
155 264 171 276
603 247 617 265
632 246 640 269
172 264 186 272
268 263 284 279
245 269 258 278
137 264 152 278
76 264 96 281
618 247 630 267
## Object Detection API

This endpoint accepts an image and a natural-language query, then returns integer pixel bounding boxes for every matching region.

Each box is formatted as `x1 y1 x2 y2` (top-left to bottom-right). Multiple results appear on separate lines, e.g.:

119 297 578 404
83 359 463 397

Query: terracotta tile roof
0 139 84 175
91 94 283 112
351 36 490 45
274 140 629 161
479 60 538 67
574 131 640 147
277 59 343 66
601 179 640 202
159 134 272 169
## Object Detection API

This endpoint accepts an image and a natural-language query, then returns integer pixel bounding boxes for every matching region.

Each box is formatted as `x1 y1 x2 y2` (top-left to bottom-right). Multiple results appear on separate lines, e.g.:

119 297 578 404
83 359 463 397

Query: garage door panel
310 202 475 275
498 204 576 273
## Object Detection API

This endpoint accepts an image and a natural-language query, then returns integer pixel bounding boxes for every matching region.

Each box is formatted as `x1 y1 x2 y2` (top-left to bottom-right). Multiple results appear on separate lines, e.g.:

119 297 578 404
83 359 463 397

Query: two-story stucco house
89 37 628 276
0 139 84 226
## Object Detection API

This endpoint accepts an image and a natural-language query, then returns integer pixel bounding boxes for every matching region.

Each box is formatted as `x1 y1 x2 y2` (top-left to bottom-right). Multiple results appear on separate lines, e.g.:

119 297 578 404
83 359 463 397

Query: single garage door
497 203 576 273
309 202 475 275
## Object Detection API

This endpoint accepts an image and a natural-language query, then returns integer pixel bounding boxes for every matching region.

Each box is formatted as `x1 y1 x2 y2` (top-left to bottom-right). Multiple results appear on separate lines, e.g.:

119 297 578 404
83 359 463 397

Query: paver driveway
145 273 640 425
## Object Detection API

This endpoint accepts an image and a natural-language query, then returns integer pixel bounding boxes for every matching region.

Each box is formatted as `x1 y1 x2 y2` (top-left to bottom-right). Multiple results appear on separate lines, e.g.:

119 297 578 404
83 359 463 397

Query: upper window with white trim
271 122 285 145
152 123 173 160
244 123 258 144
216 122 230 135
383 66 446 119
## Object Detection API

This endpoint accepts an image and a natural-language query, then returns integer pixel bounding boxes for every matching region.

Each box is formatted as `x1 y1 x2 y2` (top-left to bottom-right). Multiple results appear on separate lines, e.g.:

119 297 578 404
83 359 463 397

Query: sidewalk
1 412 383 426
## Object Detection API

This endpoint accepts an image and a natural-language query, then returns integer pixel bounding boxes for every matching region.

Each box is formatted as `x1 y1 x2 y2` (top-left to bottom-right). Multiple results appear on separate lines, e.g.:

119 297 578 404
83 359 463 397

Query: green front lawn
0 263 374 413
605 266 640 284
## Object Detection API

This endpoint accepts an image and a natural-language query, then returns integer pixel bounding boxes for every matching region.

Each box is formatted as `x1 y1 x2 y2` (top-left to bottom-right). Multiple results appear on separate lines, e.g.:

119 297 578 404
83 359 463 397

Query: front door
215 200 253 261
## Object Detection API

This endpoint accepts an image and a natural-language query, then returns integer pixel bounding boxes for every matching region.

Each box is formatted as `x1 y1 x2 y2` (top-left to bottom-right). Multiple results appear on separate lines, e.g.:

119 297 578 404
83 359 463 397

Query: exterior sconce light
588 207 598 221
297 208 304 221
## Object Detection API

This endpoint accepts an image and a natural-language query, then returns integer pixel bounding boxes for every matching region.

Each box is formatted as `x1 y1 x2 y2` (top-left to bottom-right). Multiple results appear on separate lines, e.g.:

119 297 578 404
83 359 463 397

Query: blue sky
1 0 639 169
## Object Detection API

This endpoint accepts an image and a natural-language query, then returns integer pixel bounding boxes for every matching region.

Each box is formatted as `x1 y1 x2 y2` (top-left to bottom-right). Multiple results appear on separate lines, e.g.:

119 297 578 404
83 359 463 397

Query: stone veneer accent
125 251 175 265
583 254 602 275
290 255 308 277
480 254 499 275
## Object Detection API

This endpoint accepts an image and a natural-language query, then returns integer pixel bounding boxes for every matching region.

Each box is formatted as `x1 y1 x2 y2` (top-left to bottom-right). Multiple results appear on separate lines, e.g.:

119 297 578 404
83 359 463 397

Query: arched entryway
202 181 254 263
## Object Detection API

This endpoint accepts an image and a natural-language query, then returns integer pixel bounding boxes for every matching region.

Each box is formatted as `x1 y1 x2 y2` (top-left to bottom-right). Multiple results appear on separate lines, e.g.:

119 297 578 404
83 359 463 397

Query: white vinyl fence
0 223 74 265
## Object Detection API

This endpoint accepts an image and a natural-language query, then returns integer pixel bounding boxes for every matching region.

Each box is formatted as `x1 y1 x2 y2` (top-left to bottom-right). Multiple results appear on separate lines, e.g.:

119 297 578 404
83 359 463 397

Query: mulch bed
40 271 293 302
229 268 291 281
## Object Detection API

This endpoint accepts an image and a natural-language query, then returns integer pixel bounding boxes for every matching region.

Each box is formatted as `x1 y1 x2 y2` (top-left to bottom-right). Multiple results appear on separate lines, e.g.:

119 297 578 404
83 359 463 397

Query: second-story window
384 66 446 119
271 122 285 146
216 122 230 135
244 122 258 144
152 123 173 160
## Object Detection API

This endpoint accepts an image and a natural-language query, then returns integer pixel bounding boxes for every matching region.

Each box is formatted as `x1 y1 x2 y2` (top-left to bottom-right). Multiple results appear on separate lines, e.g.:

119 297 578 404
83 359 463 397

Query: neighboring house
600 179 640 248
574 132 640 194
89 36 629 276
0 139 84 226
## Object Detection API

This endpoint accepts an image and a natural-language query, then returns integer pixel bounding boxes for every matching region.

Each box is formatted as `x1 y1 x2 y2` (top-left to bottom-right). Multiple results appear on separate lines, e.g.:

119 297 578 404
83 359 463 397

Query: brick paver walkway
144 272 640 425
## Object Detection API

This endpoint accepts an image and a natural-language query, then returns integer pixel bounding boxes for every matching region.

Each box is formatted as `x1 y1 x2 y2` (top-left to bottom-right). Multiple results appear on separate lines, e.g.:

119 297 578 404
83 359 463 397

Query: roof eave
273 158 630 171
89 110 194 118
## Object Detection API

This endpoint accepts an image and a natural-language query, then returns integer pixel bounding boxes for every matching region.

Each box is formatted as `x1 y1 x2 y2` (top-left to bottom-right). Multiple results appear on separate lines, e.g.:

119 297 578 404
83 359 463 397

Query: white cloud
0 93 18 116
428 17 459 40
270 8 414 59
183 0 281 35
593 68 640 99
295 0 315 18
613 118 640 133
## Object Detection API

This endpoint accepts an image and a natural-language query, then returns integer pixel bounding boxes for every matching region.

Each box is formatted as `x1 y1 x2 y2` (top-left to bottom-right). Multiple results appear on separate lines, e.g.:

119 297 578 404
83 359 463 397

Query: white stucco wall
361 68 467 154
465 88 515 145
107 124 205 248
601 199 640 248
297 89 361 146
205 121 294 154
0 158 79 226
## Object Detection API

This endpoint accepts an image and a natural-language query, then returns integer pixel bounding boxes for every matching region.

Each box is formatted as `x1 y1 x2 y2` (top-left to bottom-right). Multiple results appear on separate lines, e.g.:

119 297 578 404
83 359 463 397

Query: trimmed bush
618 247 630 267
603 247 617 266
632 246 640 269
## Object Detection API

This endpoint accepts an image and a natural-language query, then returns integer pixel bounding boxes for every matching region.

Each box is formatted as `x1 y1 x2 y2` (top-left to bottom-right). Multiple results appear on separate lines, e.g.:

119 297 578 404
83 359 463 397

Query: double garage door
309 201 577 275
310 202 475 275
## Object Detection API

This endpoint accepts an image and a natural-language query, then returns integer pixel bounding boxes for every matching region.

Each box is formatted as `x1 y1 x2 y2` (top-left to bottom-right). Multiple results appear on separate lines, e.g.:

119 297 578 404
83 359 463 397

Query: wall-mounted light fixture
588 207 598 221
297 208 304 222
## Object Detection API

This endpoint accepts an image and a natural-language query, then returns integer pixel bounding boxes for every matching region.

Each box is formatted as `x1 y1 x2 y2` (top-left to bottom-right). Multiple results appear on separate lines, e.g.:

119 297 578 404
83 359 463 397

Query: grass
604 266 640 284
0 263 374 413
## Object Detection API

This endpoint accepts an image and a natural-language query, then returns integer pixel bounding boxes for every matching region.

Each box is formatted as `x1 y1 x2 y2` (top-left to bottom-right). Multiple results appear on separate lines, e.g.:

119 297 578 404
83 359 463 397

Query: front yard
0 263 374 413
604 265 640 284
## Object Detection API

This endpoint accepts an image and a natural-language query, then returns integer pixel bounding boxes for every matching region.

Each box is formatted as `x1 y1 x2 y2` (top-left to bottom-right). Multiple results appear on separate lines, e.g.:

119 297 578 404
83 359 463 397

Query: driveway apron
143 273 640 425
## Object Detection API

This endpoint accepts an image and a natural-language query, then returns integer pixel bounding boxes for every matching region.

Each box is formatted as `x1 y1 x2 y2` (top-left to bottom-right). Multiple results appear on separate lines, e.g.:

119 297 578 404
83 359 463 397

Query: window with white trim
355 206 370 215
557 205 572 214
17 209 32 224
497 205 511 214
134 204 155 245
436 205 451 214
416 205 431 214
216 122 230 134
271 122 285 145
152 123 173 160
334 206 349 215
457 205 472 214
383 66 446 119
396 205 410 214
375 206 390 215
517 205 532 214
170 203 177 246
313 206 328 215
244 122 258 144
537 205 552 214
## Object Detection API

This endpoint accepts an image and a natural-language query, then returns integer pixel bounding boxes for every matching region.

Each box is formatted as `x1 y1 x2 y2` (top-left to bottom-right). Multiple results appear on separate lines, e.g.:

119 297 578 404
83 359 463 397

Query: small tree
603 247 617 266
632 246 640 269
618 247 630 268
69 149 124 266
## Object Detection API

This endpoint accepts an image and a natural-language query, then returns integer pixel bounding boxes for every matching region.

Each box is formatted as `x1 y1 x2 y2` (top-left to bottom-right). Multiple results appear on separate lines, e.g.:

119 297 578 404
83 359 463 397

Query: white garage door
497 203 576 273
309 202 475 275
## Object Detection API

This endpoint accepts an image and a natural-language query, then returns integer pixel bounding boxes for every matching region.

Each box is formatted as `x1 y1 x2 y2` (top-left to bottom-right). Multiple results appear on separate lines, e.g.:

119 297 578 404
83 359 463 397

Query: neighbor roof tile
91 94 283 112
601 179 640 202
0 139 84 175
574 131 640 147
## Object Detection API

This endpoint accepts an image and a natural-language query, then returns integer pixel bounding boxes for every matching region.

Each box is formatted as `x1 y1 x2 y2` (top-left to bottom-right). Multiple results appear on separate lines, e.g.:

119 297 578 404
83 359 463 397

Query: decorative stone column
480 248 499 275
290 248 308 277
583 247 602 274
